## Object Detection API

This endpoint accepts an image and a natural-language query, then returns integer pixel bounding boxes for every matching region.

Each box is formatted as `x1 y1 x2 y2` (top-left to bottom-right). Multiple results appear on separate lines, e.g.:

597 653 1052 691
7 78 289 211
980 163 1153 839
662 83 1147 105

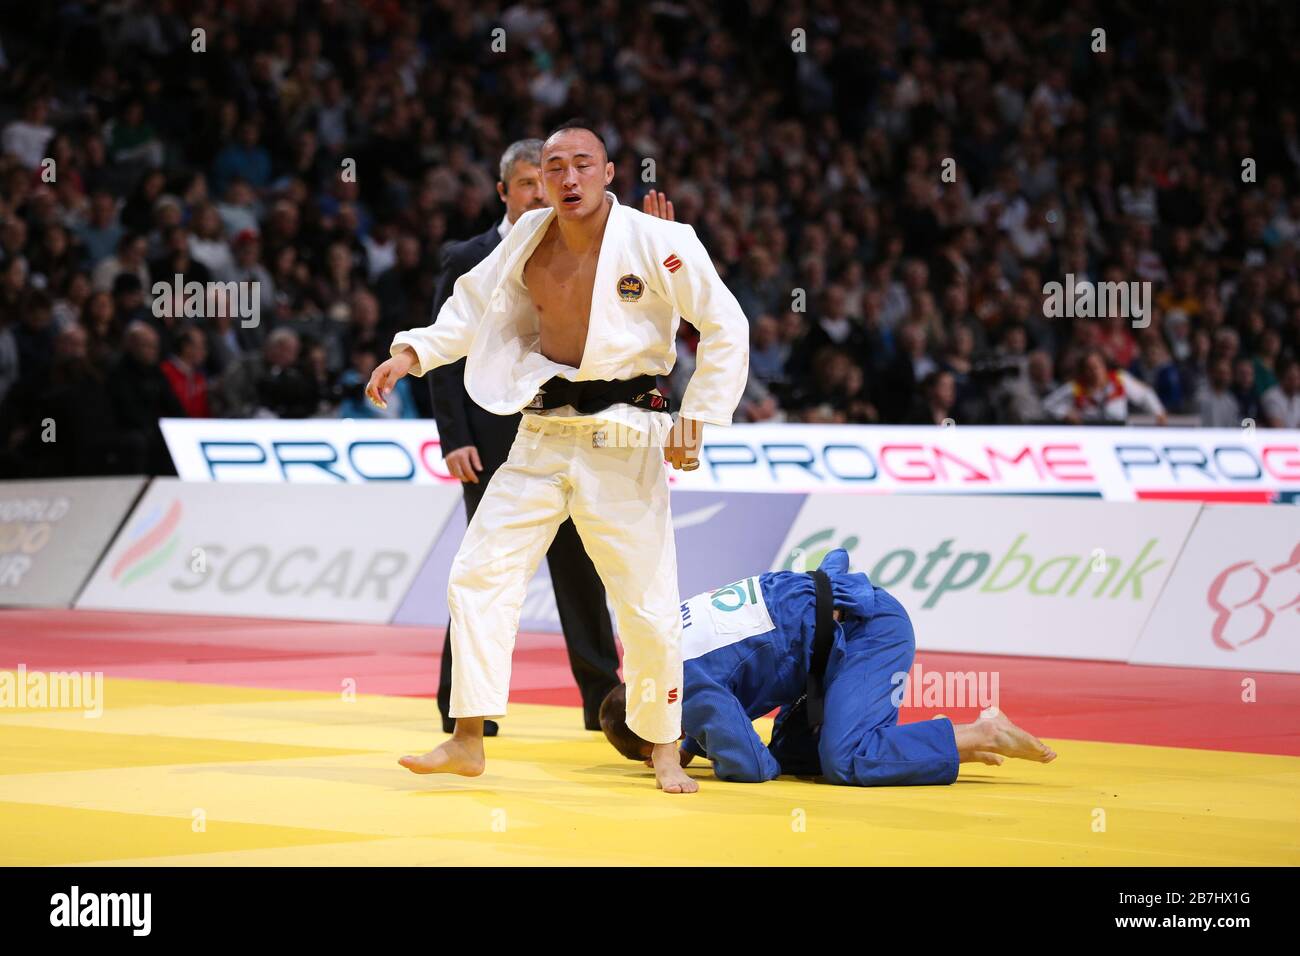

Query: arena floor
1 609 1297 866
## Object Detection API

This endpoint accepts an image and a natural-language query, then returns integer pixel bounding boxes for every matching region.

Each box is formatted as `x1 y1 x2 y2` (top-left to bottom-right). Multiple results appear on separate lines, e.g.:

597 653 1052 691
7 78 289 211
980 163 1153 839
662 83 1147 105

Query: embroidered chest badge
617 274 645 301
663 253 682 274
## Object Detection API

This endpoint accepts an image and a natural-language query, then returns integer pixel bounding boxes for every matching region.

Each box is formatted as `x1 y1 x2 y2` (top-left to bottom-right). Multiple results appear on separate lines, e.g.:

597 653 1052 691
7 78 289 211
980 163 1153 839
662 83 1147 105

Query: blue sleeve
688 676 781 783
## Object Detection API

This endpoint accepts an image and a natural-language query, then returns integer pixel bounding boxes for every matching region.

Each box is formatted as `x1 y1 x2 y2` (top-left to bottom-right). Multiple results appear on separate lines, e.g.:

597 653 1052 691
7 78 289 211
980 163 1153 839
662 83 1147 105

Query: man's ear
604 161 615 187
496 181 507 204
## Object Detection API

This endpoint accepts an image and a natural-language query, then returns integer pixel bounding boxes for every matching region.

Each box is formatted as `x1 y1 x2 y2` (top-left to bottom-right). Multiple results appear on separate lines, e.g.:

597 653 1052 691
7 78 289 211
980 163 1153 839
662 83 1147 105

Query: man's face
541 130 613 221
498 161 546 224
1210 360 1231 389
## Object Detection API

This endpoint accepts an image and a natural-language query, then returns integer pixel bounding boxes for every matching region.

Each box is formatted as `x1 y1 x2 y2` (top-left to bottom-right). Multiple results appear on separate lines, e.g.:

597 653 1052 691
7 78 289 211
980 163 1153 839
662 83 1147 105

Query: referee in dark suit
428 139 620 734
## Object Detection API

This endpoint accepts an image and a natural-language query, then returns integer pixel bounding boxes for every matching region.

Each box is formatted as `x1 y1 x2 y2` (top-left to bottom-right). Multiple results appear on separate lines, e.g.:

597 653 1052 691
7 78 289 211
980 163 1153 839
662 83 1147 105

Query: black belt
804 569 836 728
526 374 672 415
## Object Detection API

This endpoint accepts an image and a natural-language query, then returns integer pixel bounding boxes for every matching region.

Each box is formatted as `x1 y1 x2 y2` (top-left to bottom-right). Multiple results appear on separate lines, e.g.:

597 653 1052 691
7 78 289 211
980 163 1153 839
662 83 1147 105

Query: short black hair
545 118 608 161
598 684 650 761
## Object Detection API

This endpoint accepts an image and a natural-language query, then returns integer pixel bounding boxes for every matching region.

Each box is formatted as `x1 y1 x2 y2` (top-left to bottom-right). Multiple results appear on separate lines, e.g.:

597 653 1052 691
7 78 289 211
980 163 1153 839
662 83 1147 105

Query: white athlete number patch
680 575 774 661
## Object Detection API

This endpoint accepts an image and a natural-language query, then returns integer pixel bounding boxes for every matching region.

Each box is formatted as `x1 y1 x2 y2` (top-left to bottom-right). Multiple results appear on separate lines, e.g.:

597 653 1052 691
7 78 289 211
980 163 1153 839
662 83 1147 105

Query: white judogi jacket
391 192 749 435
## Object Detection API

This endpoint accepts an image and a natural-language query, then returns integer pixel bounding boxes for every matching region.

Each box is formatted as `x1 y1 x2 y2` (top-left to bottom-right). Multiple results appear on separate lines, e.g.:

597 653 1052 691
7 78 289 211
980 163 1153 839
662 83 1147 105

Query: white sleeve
657 225 750 426
390 234 511 377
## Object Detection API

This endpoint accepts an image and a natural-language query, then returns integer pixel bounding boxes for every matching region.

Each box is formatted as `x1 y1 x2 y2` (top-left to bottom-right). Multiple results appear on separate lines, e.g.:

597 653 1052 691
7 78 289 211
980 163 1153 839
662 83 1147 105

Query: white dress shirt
392 192 749 434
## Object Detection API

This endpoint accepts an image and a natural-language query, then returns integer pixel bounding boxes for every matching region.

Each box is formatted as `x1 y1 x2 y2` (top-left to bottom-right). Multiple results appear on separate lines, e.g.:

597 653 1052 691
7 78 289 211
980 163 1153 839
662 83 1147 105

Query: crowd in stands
0 0 1298 477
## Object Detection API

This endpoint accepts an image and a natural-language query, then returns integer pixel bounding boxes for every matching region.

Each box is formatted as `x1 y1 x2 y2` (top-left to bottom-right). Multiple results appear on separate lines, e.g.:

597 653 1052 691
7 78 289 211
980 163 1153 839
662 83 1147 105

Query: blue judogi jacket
679 548 875 782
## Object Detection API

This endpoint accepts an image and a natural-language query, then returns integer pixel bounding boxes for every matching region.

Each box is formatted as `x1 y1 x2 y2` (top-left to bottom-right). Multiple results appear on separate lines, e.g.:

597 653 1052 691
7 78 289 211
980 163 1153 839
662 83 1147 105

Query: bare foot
977 707 1057 763
399 735 485 776
651 742 699 793
934 714 1003 766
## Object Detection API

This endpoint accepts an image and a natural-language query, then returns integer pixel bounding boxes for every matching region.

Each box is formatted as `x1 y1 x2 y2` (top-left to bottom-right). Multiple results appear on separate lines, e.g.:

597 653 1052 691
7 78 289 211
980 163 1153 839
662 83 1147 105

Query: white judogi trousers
446 412 683 744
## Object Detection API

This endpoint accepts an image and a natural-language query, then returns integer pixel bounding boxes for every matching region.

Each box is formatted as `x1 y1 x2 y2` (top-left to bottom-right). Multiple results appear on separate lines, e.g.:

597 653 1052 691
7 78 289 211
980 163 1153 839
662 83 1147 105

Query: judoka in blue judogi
599 549 1056 784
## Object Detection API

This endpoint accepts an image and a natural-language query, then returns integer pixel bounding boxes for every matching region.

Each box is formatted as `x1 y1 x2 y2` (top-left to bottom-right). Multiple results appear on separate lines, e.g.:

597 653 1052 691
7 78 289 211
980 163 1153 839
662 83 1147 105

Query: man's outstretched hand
365 347 415 409
642 189 675 222
664 417 703 471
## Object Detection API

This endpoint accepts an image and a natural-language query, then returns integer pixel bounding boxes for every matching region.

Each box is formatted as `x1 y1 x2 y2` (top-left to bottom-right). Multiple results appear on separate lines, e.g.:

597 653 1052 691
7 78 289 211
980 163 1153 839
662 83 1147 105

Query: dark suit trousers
437 462 622 731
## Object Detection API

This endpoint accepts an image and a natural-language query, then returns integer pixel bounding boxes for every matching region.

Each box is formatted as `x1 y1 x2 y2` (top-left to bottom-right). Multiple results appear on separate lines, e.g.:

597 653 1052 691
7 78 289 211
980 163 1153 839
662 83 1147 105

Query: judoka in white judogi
389 190 749 745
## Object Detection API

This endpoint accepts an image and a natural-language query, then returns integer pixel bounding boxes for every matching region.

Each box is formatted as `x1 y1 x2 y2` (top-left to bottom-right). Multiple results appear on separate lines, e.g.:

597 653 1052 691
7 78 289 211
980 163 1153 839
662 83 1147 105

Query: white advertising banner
1128 505 1300 673
770 495 1202 661
160 419 1300 503
76 478 462 623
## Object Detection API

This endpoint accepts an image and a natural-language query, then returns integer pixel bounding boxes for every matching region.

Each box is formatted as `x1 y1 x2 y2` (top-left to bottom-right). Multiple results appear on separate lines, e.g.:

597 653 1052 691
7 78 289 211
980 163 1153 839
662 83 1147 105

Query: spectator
749 314 789 387
161 326 211 419
338 345 416 420
211 120 272 195
881 322 939 422
1 324 129 477
2 96 54 170
788 349 865 424
11 290 57 387
120 169 167 236
76 191 124 265
229 230 275 325
111 273 151 333
1129 333 1184 414
907 370 961 426
302 342 338 417
1001 350 1059 424
79 291 120 370
1232 358 1263 426
1045 349 1167 425
1197 358 1243 428
216 328 314 419
105 98 164 168
107 321 184 474
187 203 236 281
1262 360 1300 429
91 233 150 294
0 2 1298 478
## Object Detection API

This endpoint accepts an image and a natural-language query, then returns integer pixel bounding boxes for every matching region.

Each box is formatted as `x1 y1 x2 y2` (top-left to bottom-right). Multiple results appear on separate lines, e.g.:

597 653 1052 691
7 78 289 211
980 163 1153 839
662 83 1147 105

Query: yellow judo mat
1 678 1297 866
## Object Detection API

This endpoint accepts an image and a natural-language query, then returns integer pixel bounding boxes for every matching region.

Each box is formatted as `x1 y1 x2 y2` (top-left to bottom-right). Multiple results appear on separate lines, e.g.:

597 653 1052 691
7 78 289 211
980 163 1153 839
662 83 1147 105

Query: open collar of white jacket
392 190 749 427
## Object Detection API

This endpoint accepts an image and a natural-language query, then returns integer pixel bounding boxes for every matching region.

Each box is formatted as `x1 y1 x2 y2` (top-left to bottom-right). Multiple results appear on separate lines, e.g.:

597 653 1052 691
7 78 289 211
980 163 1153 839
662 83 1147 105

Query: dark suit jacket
428 222 522 476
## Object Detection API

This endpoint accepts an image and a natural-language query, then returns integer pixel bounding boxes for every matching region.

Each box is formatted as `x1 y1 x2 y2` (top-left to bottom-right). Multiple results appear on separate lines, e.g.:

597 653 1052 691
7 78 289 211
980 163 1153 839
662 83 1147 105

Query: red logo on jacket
667 687 679 703
663 254 682 274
